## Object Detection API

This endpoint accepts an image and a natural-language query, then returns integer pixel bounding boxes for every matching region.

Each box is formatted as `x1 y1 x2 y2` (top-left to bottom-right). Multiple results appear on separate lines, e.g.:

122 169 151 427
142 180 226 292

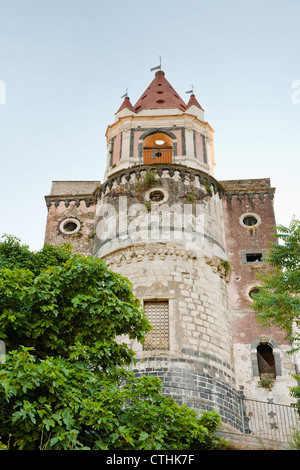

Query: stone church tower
44 69 297 434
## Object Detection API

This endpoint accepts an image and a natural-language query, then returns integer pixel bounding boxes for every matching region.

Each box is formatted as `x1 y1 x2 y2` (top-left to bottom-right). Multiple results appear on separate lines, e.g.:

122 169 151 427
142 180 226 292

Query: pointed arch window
251 338 282 379
257 343 276 378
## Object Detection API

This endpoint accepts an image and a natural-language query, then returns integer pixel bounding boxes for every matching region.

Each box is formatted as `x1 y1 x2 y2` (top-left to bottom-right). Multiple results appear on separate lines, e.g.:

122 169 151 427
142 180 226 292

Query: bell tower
92 70 242 432
104 69 215 182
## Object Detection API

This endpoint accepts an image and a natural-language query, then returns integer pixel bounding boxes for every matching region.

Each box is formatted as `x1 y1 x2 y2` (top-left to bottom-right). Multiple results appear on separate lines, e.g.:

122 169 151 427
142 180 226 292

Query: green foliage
258 374 274 389
251 218 300 406
203 179 213 195
0 242 148 368
289 428 300 450
88 231 96 239
290 374 300 404
186 194 196 202
143 169 157 187
252 219 300 329
145 201 151 212
219 259 232 277
0 235 73 273
0 350 225 450
0 236 226 450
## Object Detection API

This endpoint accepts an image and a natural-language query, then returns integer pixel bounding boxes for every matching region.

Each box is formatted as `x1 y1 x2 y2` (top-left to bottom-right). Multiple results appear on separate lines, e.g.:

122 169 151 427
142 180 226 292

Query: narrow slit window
143 300 169 351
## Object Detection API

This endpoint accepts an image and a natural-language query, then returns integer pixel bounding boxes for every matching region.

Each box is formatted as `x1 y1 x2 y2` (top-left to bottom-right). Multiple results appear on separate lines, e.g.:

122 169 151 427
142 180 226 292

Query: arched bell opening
143 132 173 164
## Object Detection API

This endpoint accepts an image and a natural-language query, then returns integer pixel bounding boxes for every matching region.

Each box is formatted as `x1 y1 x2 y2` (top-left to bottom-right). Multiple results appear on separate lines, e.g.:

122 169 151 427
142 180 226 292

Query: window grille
143 301 169 350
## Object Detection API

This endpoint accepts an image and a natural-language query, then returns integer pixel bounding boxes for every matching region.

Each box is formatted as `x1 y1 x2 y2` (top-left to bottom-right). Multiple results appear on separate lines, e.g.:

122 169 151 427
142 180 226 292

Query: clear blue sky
0 0 299 250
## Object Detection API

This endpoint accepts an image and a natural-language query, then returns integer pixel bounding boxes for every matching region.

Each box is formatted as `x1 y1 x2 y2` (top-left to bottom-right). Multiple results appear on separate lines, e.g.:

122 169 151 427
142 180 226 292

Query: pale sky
0 0 299 251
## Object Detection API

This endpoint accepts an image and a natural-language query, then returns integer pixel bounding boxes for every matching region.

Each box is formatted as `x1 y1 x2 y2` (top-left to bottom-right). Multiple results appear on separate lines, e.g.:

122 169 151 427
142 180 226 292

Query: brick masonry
221 179 296 405
44 181 99 256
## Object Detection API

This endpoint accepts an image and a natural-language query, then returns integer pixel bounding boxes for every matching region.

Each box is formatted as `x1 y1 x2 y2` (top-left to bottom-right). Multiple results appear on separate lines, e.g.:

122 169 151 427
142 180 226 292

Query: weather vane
185 85 195 94
150 55 162 72
120 87 129 99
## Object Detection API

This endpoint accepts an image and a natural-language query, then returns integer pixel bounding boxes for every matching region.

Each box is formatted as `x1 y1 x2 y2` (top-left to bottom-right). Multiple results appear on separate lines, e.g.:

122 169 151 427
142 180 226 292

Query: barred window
143 300 169 350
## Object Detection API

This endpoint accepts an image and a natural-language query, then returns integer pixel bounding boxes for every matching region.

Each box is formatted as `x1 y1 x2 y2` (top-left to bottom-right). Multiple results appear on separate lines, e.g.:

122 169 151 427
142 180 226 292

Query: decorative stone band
220 178 276 202
225 190 275 202
102 243 198 268
101 244 229 282
45 195 95 210
97 163 225 199
95 221 226 259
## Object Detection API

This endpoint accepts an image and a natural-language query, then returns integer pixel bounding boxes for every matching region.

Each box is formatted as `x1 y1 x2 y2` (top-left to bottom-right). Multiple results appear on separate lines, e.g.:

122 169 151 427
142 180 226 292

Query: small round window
240 213 261 229
60 218 81 235
64 222 78 232
249 287 260 299
243 216 258 227
145 188 168 204
149 190 165 202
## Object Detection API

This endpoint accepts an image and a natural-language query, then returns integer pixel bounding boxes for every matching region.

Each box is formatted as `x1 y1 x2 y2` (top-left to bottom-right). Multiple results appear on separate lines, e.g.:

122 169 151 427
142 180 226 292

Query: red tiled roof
116 96 136 114
186 93 204 111
133 70 187 113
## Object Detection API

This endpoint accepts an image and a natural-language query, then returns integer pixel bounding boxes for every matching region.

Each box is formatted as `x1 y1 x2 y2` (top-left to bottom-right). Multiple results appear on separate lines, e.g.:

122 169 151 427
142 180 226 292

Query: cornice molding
102 243 198 269
224 190 275 202
45 195 96 210
98 164 225 199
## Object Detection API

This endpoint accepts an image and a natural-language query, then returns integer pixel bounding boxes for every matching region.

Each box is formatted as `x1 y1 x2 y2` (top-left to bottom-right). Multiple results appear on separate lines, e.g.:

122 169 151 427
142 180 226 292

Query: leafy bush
0 236 226 450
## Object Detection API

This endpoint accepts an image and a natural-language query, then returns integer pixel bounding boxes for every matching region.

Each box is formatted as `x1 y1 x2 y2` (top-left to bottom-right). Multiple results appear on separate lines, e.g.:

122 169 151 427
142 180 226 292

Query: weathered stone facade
44 71 297 432
221 178 295 406
44 181 99 256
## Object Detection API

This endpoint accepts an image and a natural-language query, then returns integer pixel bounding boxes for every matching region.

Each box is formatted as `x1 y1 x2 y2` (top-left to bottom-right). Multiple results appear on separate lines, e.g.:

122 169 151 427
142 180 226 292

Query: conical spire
186 93 204 111
116 96 136 114
134 70 187 113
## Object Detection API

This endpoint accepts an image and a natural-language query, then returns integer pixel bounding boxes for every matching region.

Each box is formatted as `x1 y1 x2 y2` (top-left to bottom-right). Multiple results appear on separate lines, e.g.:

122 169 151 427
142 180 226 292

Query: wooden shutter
143 301 169 350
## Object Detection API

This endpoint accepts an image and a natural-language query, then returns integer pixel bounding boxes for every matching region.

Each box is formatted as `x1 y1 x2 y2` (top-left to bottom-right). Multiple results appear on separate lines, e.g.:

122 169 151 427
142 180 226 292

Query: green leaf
43 418 55 431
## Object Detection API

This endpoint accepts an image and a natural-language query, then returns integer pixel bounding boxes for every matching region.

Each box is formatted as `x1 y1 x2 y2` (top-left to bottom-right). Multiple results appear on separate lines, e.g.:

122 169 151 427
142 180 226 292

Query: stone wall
94 164 242 430
103 242 241 429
